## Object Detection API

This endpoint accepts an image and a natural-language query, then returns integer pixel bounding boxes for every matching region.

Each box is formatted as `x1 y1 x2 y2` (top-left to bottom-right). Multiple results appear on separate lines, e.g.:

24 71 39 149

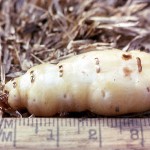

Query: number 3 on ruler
130 129 139 140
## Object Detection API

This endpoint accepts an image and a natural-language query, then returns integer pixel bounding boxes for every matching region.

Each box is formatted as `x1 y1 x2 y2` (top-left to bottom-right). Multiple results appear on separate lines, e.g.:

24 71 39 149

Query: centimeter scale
0 117 150 150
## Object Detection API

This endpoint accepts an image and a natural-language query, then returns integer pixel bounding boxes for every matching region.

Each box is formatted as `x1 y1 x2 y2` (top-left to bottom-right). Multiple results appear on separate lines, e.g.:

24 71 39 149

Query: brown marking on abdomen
136 57 142 73
30 70 35 83
13 82 17 88
122 54 132 60
123 67 132 77
59 65 63 77
95 58 100 73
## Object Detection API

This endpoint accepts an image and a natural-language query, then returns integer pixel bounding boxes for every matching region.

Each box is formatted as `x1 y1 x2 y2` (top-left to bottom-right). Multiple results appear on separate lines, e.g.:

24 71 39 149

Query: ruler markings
90 118 92 126
86 118 88 126
69 118 72 127
92 118 94 126
128 118 133 127
65 118 67 127
134 118 137 126
98 119 102 147
143 118 147 126
31 117 33 126
95 118 97 126
78 119 80 134
115 118 118 127
111 118 114 128
53 118 55 127
68 118 70 127
110 118 112 127
140 118 144 147
18 118 21 126
106 118 108 127
122 118 125 127
114 118 116 127
23 118 25 126
142 118 145 126
127 118 130 127
73 118 76 127
0 118 150 149
126 118 129 127
135 118 138 126
84 118 86 126
148 118 150 126
102 117 105 127
39 118 42 126
56 118 59 147
126 118 130 127
117 118 119 128
13 119 17 147
119 118 122 133
35 118 38 134
61 118 64 126
44 118 46 126
48 118 50 126
82 118 84 126
27 118 29 126
110 118 113 127
0 118 4 129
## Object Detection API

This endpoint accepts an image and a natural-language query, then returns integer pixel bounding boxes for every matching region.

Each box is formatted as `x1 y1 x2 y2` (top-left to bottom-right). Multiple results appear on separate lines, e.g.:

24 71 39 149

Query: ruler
0 118 150 150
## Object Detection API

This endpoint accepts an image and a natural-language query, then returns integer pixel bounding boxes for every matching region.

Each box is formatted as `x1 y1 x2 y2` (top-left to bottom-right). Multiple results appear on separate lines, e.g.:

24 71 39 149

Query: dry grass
0 0 150 117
